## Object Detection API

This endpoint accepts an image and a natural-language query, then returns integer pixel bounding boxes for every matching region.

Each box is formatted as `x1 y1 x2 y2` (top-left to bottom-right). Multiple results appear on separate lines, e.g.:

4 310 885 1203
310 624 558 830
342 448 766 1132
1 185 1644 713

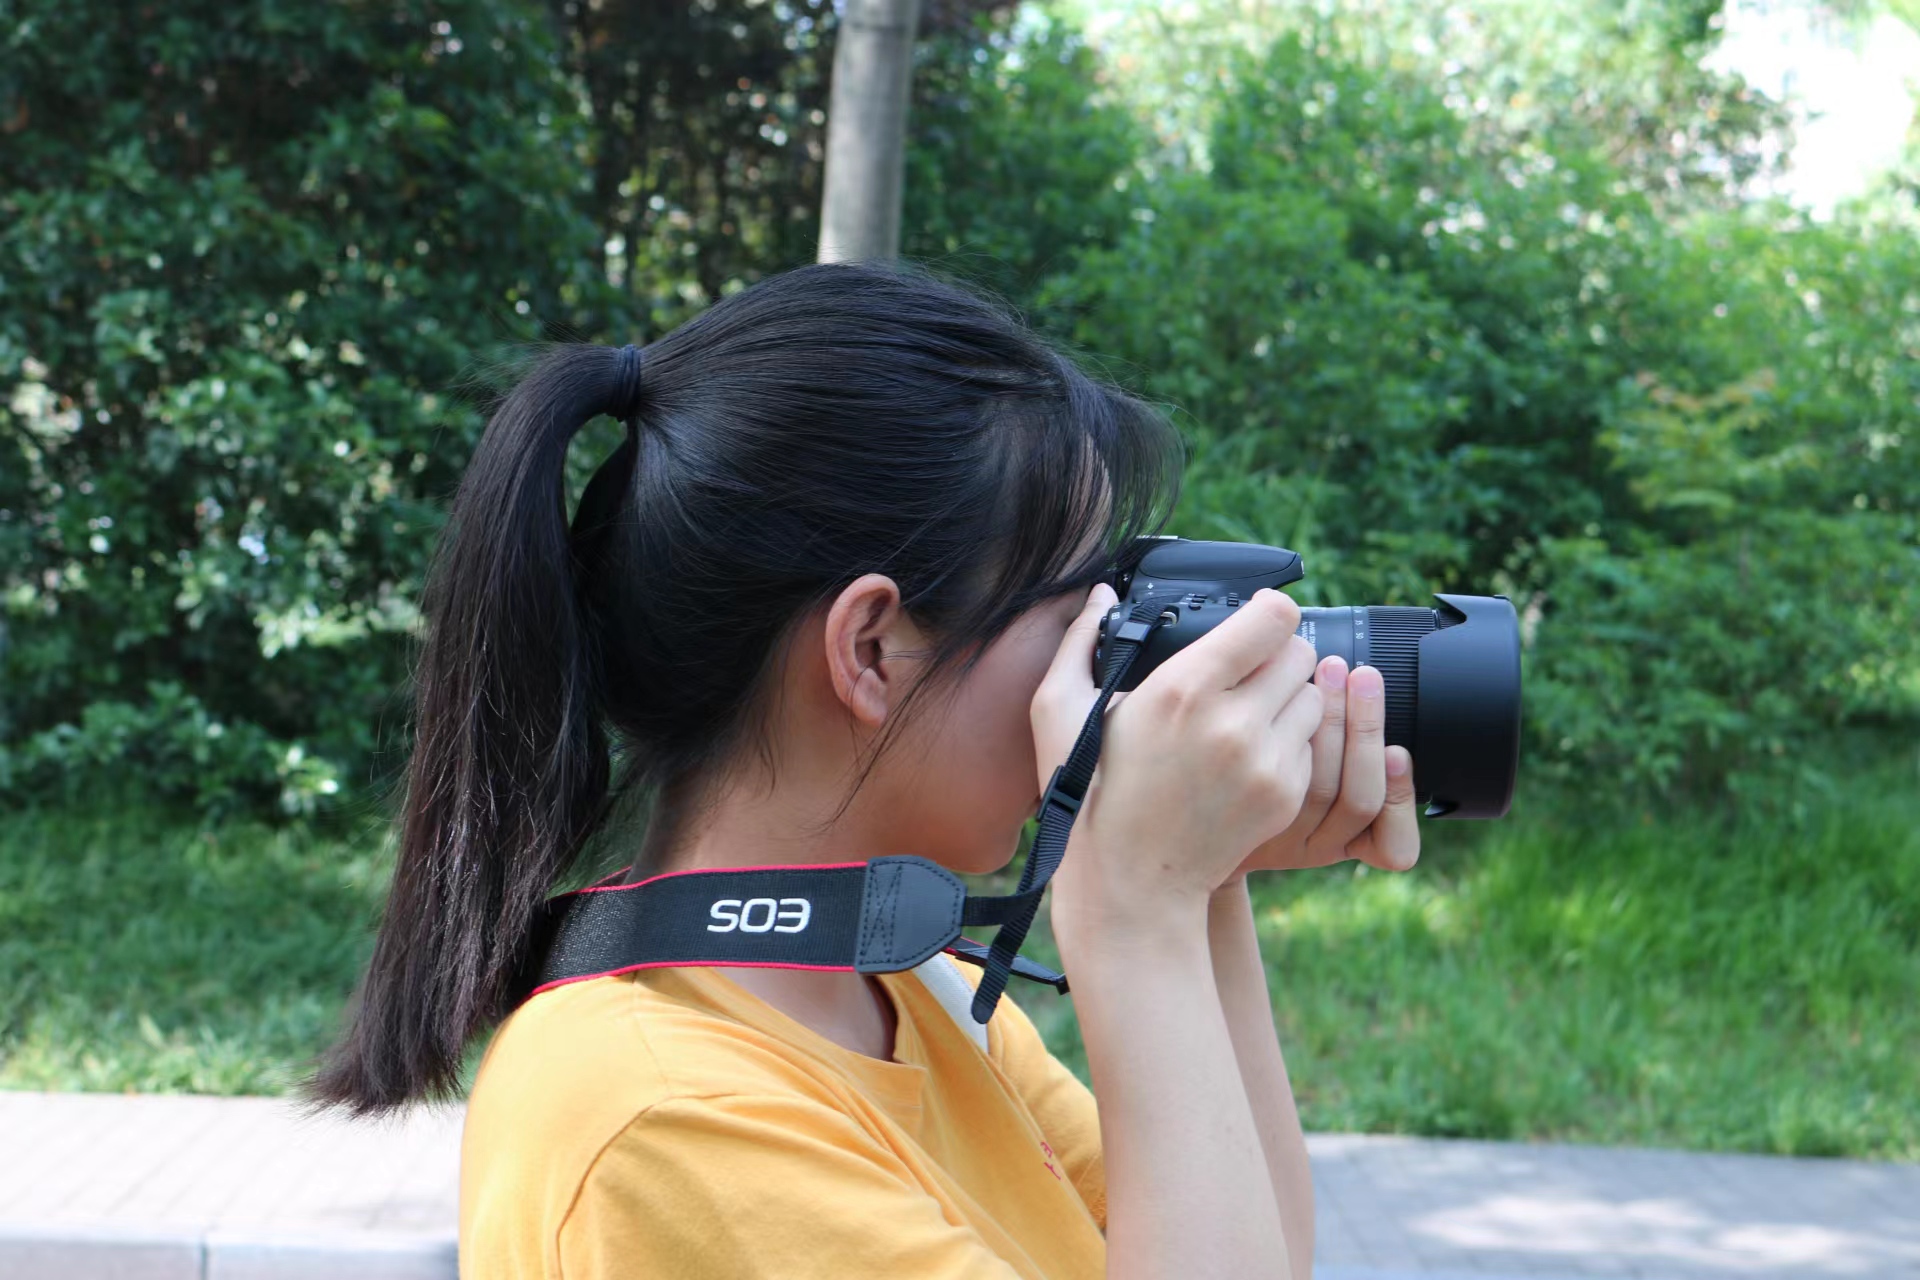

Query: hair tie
612 343 645 424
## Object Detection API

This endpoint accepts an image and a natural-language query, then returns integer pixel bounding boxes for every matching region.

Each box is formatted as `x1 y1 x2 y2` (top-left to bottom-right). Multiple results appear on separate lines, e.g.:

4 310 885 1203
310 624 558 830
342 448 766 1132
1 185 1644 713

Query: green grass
0 806 390 1094
1007 763 1920 1161
1260 796 1920 1160
3 771 1916 1159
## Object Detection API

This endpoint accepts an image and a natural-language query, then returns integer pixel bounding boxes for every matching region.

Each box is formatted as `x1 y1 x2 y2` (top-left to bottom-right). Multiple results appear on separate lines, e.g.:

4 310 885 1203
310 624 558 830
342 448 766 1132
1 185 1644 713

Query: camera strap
513 600 1168 1025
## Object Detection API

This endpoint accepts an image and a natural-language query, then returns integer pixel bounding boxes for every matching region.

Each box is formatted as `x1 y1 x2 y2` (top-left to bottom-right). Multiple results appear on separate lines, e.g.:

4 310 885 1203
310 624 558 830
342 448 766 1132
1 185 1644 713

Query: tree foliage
553 0 1004 319
0 0 629 812
0 0 1008 813
1042 26 1917 799
904 17 1142 301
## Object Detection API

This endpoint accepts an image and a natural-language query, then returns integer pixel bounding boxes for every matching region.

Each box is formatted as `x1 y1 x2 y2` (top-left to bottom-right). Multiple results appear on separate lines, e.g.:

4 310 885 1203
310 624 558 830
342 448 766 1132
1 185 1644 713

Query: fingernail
1387 749 1410 778
1352 665 1383 699
1320 656 1347 690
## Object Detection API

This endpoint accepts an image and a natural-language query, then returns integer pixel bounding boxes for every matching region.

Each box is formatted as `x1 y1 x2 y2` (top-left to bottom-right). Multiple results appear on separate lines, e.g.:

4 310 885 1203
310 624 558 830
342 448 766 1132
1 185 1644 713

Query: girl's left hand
1230 655 1422 877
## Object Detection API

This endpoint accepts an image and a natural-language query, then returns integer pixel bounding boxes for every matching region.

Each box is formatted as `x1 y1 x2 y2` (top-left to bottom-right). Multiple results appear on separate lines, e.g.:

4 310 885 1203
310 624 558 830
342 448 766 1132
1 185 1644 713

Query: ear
822 574 929 729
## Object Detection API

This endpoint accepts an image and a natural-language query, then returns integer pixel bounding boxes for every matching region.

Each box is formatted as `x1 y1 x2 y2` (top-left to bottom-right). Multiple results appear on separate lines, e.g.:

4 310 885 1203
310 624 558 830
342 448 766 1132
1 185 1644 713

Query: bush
1037 30 1919 798
905 14 1144 303
0 0 623 809
0 3 1153 814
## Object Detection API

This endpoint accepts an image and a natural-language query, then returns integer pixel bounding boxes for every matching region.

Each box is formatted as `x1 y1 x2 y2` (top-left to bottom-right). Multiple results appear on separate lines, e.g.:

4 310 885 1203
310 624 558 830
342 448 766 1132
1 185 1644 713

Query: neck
645 745 906 875
635 770 907 1062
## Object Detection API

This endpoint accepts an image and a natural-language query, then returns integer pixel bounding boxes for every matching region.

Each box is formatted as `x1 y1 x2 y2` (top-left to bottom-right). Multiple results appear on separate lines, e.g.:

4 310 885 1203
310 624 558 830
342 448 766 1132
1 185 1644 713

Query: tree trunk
818 0 921 263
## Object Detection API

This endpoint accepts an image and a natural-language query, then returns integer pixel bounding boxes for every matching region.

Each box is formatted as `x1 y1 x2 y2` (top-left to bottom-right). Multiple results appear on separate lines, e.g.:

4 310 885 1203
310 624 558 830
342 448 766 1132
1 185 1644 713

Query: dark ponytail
310 345 642 1111
311 262 1182 1112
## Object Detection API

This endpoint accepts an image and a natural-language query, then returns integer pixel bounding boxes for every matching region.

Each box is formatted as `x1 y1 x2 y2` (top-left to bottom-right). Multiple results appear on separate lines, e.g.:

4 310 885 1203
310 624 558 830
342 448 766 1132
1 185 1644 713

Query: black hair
310 261 1182 1113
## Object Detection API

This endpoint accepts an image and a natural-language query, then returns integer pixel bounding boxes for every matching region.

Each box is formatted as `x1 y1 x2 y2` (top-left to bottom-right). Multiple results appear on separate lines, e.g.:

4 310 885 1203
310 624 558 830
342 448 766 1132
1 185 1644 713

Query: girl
315 262 1419 1279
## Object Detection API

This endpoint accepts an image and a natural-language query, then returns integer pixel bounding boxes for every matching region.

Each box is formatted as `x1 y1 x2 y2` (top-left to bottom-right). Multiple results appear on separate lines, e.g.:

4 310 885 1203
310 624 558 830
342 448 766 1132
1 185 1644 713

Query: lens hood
1414 593 1521 819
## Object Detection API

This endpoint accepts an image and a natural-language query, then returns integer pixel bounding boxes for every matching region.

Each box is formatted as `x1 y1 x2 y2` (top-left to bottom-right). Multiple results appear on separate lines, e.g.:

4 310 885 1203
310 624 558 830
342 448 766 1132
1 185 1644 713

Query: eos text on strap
515 857 1072 1009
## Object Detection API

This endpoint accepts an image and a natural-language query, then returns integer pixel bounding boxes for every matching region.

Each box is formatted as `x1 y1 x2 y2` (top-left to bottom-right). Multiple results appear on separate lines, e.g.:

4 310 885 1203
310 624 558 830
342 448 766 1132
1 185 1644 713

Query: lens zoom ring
1364 607 1437 750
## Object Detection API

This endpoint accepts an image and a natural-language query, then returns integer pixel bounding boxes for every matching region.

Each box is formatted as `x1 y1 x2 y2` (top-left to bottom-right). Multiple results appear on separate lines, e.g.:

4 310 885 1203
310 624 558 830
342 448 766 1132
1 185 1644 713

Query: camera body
1093 537 1521 819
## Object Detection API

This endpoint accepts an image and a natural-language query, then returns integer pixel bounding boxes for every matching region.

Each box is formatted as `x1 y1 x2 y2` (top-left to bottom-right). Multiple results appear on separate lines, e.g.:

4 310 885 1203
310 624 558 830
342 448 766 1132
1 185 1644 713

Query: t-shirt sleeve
558 1093 1026 1279
977 979 1106 1231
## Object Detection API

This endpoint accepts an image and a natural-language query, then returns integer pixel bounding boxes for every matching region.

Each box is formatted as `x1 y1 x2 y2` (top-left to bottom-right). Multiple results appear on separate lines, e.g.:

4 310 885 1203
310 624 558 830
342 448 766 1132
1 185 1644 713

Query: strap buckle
1037 763 1083 821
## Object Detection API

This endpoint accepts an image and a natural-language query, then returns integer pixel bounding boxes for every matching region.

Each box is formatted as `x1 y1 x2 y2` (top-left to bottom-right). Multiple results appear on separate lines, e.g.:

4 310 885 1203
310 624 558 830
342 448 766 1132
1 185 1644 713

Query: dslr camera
1094 537 1521 819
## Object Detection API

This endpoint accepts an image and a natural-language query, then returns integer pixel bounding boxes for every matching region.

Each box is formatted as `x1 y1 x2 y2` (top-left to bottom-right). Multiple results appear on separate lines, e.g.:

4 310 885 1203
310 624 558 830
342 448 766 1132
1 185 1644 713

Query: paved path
2 1091 1915 1278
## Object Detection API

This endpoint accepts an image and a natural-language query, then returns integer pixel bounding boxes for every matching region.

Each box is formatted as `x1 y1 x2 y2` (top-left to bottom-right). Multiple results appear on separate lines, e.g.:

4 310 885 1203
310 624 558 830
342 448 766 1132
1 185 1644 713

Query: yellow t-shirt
459 952 1106 1279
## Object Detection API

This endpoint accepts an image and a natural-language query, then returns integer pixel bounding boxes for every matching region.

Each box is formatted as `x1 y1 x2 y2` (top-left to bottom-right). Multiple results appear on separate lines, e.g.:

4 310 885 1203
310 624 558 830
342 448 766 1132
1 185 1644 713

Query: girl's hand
1033 582 1325 925
1028 583 1123 796
1229 654 1421 877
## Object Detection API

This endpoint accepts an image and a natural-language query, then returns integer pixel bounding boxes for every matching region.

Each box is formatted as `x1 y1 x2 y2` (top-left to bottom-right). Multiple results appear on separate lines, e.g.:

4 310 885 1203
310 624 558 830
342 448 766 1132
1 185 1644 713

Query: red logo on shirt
1040 1140 1062 1181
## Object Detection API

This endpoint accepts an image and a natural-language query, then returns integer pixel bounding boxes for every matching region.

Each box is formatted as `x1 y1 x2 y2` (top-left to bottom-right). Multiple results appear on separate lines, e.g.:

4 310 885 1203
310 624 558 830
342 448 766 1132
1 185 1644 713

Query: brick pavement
2 1091 1915 1278
1310 1133 1919 1278
1 1092 459 1279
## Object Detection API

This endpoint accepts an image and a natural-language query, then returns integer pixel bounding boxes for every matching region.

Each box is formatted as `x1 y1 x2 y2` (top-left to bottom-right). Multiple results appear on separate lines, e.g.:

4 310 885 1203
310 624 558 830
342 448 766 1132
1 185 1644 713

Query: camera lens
1293 606 1434 753
1294 597 1521 818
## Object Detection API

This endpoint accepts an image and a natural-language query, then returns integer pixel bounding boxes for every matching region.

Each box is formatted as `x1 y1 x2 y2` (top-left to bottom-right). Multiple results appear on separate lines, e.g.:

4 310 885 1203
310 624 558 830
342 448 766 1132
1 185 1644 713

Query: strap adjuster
1037 764 1083 818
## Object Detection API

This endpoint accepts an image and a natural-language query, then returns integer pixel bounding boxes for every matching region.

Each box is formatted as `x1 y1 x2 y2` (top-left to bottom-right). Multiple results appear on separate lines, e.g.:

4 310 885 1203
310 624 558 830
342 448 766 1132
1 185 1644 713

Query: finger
1039 581 1117 697
1260 680 1323 826
1157 587 1301 692
1305 663 1388 857
1349 746 1421 871
1293 655 1350 833
1267 676 1325 757
1227 632 1320 722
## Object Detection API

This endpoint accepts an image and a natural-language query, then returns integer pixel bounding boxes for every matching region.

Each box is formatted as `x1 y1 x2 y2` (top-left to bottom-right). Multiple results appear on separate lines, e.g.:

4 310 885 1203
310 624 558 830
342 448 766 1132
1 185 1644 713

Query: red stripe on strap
568 860 871 896
529 957 856 998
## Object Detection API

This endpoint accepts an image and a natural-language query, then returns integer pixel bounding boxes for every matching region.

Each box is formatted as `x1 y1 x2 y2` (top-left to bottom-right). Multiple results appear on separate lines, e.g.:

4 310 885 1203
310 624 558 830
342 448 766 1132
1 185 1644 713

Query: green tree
0 0 621 812
0 0 1124 815
556 0 1004 317
6 0 1911 813
904 13 1143 302
1529 212 1920 796
1040 28 1918 797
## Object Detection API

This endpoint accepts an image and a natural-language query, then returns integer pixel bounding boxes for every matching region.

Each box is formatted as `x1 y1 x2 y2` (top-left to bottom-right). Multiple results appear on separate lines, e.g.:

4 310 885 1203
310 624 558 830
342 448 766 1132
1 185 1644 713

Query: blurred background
1 0 1914 1161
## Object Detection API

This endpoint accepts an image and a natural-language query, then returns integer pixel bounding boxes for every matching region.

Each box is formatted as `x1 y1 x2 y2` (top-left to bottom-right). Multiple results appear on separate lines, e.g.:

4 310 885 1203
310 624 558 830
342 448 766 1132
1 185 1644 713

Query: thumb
1033 583 1123 791
1043 582 1118 695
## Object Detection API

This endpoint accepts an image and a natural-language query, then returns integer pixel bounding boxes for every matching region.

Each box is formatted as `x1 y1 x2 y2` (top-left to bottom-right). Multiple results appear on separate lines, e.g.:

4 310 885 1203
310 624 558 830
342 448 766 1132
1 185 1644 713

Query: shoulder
464 976 659 1167
938 952 1065 1082
939 953 1105 1228
460 973 864 1242
461 972 942 1278
468 968 859 1127
556 1090 1028 1279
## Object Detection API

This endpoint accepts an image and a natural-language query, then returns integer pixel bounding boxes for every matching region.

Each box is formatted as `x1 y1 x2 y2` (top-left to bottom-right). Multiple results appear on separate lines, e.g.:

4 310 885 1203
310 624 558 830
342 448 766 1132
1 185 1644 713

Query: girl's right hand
1032 583 1324 934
